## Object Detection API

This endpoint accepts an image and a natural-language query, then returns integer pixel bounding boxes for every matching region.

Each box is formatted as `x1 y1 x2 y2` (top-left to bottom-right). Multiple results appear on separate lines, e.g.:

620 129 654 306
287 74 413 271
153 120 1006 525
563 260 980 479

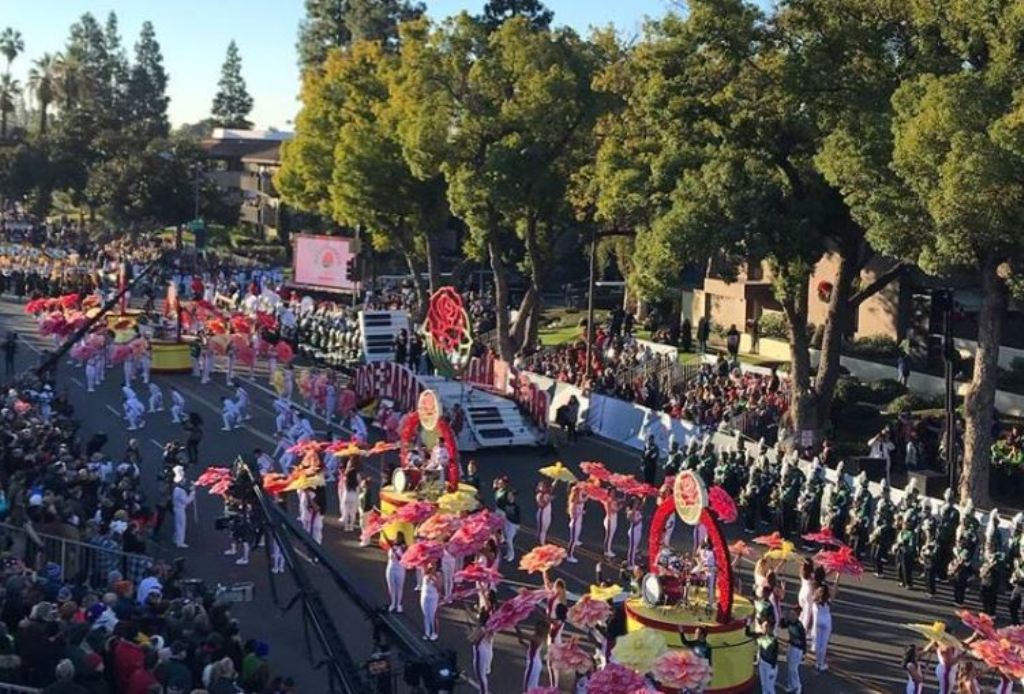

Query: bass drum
641 573 684 607
392 467 423 494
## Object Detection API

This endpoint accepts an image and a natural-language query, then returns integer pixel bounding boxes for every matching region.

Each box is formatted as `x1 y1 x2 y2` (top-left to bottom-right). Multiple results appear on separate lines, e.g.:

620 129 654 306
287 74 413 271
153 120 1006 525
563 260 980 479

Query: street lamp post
942 288 958 495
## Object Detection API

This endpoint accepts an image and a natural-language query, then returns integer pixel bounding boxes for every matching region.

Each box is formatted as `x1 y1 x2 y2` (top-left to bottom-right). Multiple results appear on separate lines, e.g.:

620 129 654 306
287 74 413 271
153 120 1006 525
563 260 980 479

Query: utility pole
584 226 597 382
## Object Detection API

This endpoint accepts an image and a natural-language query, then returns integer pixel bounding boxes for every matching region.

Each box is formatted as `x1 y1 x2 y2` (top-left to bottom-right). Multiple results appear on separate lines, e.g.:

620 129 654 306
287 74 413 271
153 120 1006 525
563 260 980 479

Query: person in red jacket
111 624 145 692
126 650 160 694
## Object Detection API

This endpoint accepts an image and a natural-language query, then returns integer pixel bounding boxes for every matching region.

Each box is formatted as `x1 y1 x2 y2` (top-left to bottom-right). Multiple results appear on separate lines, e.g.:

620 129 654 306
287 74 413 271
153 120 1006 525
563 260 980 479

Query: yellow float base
379 483 478 546
625 594 756 693
151 340 192 373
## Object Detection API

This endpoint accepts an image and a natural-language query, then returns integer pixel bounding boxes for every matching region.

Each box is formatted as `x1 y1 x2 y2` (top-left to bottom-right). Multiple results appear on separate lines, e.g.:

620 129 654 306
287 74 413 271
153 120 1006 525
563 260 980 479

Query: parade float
625 470 756 693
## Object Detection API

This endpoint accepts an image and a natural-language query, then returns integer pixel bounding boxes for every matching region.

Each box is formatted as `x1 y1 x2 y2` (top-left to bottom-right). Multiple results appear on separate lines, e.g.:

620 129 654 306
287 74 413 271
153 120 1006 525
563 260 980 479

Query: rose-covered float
624 470 756 693
378 388 476 545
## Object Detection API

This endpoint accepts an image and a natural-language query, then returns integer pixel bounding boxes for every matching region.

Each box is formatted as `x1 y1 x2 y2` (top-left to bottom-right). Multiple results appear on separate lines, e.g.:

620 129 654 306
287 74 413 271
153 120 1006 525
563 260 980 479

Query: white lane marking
105 404 121 418
150 438 164 450
71 377 84 387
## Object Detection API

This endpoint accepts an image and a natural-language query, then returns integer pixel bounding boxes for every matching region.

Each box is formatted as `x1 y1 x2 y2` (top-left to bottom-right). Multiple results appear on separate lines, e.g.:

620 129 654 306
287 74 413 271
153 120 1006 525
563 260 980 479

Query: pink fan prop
585 663 647 694
579 482 610 505
707 486 738 523
483 589 549 635
753 531 784 549
567 596 612 629
455 564 503 585
801 528 843 547
548 639 594 674
651 649 713 692
519 544 567 574
580 462 612 483
400 540 444 570
360 510 387 543
195 467 232 487
959 610 998 640
416 513 462 540
393 500 437 526
814 544 863 579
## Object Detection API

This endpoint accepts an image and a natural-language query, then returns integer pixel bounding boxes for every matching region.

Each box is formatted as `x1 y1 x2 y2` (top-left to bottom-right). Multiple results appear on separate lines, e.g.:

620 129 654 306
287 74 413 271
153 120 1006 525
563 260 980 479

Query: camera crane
236 457 459 693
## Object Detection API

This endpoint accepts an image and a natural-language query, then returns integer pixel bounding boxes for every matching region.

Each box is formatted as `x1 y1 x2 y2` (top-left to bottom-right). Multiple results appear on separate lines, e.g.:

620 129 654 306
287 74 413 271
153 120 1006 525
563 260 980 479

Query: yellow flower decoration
765 540 799 561
589 584 624 602
437 491 479 515
611 628 667 673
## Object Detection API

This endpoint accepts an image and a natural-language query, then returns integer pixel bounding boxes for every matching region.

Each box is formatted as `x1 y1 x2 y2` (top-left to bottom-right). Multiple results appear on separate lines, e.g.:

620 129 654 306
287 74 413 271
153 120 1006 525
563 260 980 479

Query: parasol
539 462 578 484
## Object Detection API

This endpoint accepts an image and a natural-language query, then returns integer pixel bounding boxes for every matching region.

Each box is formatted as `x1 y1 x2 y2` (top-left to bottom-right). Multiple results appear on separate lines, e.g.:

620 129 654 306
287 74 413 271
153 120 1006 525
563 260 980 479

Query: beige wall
697 252 904 341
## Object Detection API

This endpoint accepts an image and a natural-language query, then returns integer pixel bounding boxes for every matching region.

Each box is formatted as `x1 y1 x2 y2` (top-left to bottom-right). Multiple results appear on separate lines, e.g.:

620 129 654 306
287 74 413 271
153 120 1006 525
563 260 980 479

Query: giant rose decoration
400 540 444 570
423 286 473 378
651 649 713 692
483 589 548 635
548 638 594 674
519 544 567 574
585 663 648 694
707 486 738 523
567 596 612 629
610 628 667 673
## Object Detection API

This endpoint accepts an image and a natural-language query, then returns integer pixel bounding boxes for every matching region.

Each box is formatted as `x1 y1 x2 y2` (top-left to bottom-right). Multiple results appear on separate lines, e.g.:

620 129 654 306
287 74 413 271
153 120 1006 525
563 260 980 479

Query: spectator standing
726 324 741 359
697 317 710 355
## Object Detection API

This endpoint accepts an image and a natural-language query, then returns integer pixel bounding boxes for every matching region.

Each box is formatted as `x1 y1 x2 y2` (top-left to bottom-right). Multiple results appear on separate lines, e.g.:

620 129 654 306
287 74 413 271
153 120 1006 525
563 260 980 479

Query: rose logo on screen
319 249 336 269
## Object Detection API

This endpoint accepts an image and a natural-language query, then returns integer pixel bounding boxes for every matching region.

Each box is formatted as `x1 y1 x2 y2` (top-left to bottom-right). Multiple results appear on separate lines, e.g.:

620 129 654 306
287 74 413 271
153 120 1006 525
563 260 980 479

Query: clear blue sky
5 0 675 130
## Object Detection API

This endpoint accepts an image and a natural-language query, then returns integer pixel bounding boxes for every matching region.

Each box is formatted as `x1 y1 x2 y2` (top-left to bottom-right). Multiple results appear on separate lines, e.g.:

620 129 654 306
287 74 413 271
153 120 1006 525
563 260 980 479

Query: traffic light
345 254 358 284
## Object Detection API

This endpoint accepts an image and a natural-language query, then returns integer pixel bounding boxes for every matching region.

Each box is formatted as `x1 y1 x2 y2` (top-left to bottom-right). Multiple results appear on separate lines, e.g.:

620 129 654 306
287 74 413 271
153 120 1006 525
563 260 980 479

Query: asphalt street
1 296 1004 693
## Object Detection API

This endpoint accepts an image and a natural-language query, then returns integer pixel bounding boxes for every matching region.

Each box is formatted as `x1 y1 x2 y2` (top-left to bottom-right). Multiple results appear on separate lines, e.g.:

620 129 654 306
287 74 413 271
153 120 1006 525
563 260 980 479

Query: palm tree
54 53 81 111
28 52 57 134
0 74 21 138
0 28 24 74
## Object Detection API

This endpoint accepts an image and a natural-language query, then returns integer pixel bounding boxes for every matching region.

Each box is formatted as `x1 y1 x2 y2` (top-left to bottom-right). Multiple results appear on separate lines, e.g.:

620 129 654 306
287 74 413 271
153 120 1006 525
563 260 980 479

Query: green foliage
211 40 253 129
297 0 424 70
758 313 789 340
886 393 943 415
0 27 24 71
833 376 869 406
479 0 553 32
845 335 900 361
127 22 169 139
865 379 908 405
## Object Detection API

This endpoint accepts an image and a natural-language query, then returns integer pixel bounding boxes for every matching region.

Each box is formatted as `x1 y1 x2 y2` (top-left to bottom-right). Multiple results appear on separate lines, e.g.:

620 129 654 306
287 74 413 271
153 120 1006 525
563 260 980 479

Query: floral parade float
624 470 756 693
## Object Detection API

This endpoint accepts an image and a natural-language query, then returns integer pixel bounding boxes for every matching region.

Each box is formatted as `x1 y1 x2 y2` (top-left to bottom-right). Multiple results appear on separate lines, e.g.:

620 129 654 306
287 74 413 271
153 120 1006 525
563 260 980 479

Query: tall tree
393 16 600 357
127 21 170 138
27 53 58 134
591 0 910 439
103 12 130 124
0 28 24 74
820 0 1024 504
296 0 424 71
0 74 20 138
211 40 253 129
479 0 553 32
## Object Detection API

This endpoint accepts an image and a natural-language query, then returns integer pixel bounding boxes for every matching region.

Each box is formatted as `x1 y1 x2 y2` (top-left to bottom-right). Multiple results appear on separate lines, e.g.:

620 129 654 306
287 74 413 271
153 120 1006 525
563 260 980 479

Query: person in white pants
440 549 456 603
749 619 779 694
811 586 833 672
85 356 99 393
301 489 324 545
172 467 195 549
782 608 806 693
420 563 441 641
220 397 242 431
234 385 251 421
283 365 294 400
386 537 407 613
566 485 584 563
324 381 337 423
535 481 552 545
148 382 164 413
602 494 619 559
338 458 359 531
626 500 644 570
123 355 135 384
201 345 213 384
170 387 186 423
225 345 236 386
471 608 494 694
139 345 152 384
125 396 146 431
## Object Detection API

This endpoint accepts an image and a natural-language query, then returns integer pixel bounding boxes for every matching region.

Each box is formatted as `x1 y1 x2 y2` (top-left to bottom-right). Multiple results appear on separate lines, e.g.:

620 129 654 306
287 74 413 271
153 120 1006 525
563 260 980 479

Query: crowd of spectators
0 370 284 693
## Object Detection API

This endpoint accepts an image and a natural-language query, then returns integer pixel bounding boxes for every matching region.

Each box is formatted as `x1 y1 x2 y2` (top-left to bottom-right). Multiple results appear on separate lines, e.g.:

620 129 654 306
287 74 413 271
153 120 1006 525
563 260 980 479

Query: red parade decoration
398 411 460 493
648 497 735 624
